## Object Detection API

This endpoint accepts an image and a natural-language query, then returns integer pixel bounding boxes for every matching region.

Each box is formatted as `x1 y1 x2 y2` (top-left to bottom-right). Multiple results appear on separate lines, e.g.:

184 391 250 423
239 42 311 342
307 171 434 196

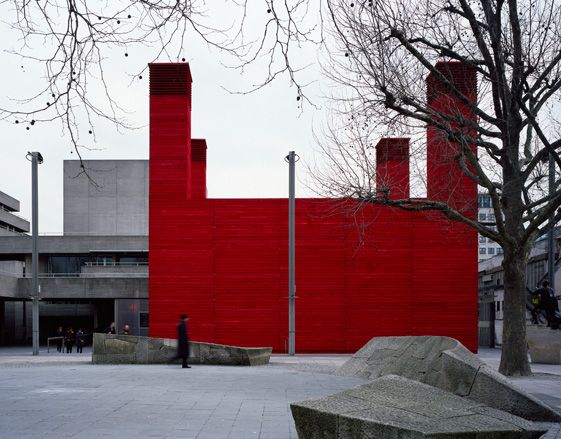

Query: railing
83 261 148 267
21 272 148 279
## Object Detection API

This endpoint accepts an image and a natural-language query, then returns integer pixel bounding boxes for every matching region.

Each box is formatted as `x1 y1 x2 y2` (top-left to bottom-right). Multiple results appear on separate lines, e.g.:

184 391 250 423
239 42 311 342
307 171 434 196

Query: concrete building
478 232 561 347
0 190 29 236
477 192 503 261
0 161 149 345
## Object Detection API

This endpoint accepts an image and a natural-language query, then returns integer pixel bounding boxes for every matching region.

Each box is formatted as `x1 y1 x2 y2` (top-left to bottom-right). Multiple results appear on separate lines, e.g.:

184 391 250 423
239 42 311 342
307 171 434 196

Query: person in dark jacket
55 326 64 352
535 281 561 329
64 328 75 353
75 329 85 353
176 314 190 368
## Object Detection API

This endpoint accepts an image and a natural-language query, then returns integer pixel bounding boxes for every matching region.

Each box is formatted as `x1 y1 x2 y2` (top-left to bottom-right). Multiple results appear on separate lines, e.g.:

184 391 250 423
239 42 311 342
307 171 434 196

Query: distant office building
477 192 502 261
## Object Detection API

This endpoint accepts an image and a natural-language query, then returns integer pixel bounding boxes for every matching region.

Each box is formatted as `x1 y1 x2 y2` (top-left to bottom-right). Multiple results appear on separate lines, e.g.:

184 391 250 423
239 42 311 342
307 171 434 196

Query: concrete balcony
16 275 148 300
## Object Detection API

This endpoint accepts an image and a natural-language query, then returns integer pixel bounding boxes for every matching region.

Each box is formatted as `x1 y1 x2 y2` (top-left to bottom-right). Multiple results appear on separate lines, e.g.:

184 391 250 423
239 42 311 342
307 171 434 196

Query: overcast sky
0 4 326 233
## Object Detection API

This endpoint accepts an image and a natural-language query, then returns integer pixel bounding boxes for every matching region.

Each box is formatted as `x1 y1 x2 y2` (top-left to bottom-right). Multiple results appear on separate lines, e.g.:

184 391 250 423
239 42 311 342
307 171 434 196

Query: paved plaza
0 347 560 438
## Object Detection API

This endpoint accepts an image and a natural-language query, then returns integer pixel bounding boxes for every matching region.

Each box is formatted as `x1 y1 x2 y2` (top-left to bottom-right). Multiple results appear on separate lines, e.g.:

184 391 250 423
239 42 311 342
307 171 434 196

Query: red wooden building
149 62 478 353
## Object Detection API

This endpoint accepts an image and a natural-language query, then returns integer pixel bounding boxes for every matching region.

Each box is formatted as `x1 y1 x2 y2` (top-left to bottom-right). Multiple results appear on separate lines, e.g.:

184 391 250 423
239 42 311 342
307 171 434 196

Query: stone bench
336 335 561 422
291 375 546 438
527 325 561 364
92 333 272 366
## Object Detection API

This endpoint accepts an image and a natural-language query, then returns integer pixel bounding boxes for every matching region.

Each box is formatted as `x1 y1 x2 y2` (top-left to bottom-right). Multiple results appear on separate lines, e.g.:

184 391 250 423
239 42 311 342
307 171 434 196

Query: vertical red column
191 138 207 199
427 62 477 216
149 63 193 337
421 62 478 351
376 138 410 200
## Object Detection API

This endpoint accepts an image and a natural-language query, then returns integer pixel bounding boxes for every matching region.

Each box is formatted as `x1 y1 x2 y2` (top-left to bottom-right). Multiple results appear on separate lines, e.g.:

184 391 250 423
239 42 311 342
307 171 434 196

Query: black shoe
182 365 191 368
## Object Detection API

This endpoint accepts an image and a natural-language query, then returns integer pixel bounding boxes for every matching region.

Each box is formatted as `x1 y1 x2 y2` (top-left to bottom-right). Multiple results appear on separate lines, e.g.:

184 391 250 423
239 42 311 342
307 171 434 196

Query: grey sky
0 4 325 233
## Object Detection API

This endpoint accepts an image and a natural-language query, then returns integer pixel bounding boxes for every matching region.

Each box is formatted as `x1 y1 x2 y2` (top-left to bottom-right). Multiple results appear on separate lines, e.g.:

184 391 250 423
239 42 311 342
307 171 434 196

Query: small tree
313 0 561 376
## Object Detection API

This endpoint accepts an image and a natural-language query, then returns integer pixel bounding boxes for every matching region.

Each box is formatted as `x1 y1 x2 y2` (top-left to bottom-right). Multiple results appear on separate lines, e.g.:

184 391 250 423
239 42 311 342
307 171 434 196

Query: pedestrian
55 326 64 352
176 314 190 368
535 281 561 329
64 328 75 353
122 324 130 335
75 329 85 354
106 322 116 334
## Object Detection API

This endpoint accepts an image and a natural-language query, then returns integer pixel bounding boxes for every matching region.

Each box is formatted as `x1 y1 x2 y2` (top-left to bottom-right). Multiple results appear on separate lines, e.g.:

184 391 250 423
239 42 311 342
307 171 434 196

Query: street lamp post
26 151 43 356
286 151 297 356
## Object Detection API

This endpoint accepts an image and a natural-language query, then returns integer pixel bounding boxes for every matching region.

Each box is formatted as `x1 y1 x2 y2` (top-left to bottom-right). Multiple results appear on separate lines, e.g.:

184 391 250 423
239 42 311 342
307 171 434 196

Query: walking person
75 329 85 354
176 314 190 368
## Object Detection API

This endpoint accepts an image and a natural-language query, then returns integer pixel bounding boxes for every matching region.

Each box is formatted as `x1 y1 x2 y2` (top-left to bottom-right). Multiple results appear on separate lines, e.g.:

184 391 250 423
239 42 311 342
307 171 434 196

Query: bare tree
0 0 319 165
312 0 561 376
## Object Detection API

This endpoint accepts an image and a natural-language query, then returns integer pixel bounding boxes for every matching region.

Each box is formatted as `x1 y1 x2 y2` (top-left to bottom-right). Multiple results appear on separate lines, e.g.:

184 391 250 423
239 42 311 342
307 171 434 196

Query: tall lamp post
26 151 43 356
285 151 298 355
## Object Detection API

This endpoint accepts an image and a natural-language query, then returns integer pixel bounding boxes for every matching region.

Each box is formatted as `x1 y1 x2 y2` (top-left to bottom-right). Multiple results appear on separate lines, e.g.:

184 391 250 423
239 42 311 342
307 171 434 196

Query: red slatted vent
149 63 192 103
191 140 207 162
426 62 477 106
376 138 409 162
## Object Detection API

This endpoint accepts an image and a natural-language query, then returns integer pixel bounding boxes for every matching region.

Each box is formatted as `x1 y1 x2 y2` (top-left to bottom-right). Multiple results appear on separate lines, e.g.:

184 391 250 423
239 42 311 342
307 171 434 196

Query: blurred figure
176 314 190 369
55 326 64 353
75 329 85 354
106 322 116 334
64 328 75 353
122 324 130 335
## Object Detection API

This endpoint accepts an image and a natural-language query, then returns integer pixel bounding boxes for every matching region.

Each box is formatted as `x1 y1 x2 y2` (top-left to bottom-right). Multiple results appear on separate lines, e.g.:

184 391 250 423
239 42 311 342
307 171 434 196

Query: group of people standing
55 326 86 353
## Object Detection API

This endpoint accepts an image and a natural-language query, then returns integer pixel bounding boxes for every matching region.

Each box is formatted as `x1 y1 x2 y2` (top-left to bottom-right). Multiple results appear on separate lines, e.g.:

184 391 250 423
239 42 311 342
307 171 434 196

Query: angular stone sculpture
92 333 272 366
337 335 561 422
527 325 561 364
291 375 546 439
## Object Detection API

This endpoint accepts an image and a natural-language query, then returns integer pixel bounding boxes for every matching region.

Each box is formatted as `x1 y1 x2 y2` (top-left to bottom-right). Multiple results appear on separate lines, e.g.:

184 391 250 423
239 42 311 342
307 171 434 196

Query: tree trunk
499 246 532 376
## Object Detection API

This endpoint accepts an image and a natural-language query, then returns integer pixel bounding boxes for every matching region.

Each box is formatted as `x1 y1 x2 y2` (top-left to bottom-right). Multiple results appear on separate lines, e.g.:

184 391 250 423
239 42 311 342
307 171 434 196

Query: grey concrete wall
0 274 19 297
0 235 148 254
0 190 19 211
64 160 149 235
17 277 148 299
0 210 30 233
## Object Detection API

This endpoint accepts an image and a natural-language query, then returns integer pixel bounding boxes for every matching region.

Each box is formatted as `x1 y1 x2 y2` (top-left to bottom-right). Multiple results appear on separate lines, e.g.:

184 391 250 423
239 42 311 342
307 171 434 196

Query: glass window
479 235 486 243
478 194 491 208
488 213 495 221
488 248 495 254
479 213 487 221
480 248 487 254
496 248 503 254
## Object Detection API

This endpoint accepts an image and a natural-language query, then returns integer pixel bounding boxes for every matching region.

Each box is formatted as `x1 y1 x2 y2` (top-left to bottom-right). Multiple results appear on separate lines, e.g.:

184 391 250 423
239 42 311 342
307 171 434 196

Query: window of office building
480 248 486 254
479 213 487 221
488 248 495 255
479 235 486 243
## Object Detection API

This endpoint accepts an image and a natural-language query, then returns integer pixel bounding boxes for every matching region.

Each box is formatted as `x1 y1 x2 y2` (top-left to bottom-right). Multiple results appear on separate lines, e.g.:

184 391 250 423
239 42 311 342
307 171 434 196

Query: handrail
21 272 148 279
83 261 148 267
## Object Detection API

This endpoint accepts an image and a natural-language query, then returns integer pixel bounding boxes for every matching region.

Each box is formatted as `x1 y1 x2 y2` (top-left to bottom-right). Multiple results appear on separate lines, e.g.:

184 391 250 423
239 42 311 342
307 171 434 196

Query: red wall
149 62 478 353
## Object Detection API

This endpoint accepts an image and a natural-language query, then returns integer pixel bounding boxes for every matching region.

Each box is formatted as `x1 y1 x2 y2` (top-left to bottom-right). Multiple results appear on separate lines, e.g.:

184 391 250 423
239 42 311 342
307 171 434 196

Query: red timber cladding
149 61 478 353
191 139 207 199
375 138 410 199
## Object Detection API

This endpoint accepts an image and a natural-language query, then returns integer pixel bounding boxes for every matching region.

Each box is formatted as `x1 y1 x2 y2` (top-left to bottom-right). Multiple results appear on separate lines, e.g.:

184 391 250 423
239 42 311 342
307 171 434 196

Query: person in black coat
55 326 64 352
176 314 190 368
75 329 85 354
